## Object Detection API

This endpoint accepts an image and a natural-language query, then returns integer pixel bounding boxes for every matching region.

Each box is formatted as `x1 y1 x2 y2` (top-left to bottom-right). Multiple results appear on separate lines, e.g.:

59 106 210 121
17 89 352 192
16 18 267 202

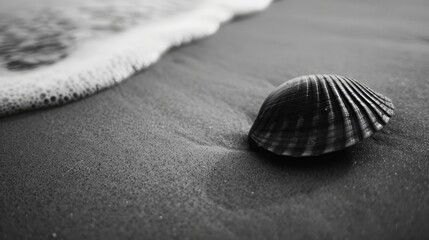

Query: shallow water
0 0 272 116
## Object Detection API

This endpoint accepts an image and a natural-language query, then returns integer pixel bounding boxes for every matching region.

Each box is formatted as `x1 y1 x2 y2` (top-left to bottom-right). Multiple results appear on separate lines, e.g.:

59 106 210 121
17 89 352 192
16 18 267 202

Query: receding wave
0 0 273 116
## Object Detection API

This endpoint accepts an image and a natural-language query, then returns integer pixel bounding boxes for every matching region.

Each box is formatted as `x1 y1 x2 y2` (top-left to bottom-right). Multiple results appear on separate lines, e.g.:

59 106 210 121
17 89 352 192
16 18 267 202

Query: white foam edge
0 0 273 116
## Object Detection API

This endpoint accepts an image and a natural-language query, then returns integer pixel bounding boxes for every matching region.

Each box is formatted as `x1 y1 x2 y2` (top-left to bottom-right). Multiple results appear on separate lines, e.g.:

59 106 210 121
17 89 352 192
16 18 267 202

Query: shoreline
0 0 273 116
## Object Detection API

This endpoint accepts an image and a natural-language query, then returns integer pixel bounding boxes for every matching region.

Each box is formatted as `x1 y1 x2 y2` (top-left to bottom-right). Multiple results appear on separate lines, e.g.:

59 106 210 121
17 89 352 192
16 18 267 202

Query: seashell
248 74 395 157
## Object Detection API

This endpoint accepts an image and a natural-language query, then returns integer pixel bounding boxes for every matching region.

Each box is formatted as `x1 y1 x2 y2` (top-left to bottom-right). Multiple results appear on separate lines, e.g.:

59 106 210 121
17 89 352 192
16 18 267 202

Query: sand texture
1 0 429 239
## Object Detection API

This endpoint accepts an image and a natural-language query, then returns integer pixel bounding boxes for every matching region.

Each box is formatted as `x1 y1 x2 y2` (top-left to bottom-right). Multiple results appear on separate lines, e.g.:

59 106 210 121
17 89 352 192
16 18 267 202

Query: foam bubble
0 0 273 116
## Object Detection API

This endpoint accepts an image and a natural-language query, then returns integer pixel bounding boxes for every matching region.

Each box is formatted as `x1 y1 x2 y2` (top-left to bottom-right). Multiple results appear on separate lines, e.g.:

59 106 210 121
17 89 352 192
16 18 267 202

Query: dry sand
1 0 429 239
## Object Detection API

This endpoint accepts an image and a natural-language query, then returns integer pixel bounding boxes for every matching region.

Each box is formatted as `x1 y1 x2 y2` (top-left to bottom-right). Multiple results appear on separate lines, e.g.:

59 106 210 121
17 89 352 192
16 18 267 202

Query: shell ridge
303 75 326 156
347 78 393 122
316 75 338 155
262 94 302 117
342 78 389 130
346 78 389 112
292 77 318 156
279 79 308 154
338 77 379 135
263 78 303 111
347 77 394 112
331 76 364 144
264 92 295 145
324 75 349 151
304 76 322 155
264 108 283 146
250 82 300 151
250 98 278 141
337 76 378 138
346 77 388 102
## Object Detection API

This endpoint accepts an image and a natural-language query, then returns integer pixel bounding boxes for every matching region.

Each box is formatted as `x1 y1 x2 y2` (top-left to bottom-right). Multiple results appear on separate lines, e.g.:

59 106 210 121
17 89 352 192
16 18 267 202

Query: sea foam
0 0 273 116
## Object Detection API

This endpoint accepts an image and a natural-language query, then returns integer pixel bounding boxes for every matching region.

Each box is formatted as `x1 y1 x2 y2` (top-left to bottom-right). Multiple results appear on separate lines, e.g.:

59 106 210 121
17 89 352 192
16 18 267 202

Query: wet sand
1 0 429 239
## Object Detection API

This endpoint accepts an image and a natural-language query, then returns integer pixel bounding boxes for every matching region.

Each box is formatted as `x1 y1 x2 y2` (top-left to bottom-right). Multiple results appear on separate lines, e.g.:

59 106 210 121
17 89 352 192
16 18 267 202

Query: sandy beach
1 0 429 239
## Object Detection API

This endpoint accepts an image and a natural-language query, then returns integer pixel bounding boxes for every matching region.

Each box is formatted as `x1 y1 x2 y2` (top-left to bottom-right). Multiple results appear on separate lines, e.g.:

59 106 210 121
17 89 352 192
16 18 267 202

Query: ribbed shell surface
248 74 395 157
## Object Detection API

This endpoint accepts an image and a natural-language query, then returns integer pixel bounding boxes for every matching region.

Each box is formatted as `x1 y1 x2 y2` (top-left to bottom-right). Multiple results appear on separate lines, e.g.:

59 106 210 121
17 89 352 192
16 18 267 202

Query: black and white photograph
1 0 428 239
